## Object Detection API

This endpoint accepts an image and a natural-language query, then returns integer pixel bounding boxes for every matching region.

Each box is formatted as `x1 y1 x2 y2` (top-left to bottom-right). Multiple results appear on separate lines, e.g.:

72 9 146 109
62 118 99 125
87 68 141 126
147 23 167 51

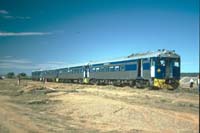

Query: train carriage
32 71 43 81
88 49 180 89
58 66 85 83
43 69 59 82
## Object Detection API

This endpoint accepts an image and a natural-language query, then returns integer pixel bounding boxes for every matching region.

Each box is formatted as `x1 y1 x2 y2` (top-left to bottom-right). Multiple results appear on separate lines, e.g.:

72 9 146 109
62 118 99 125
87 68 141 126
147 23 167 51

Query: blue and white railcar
88 49 180 89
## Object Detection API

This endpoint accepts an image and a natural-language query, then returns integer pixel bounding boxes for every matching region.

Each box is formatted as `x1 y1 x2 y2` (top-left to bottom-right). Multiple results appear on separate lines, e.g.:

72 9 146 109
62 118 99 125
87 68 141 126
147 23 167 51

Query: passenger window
92 67 95 72
99 67 102 72
104 67 108 72
96 67 100 72
115 66 120 71
109 66 114 72
68 69 72 73
120 65 125 71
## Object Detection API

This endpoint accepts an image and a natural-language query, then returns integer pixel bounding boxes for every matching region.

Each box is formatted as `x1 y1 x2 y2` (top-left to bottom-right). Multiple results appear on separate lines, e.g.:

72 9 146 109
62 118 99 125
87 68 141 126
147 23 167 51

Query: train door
150 58 155 77
83 66 89 78
83 65 89 83
137 59 143 77
136 59 145 88
165 58 173 78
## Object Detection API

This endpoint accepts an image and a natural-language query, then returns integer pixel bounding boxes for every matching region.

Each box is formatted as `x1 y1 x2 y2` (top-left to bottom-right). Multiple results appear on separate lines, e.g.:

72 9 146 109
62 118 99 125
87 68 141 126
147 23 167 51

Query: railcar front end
152 55 180 89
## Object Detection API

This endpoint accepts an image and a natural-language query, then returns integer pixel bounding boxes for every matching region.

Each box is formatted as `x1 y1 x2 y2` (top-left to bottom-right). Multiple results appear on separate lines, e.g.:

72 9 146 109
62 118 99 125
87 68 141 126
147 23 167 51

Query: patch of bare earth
0 78 199 132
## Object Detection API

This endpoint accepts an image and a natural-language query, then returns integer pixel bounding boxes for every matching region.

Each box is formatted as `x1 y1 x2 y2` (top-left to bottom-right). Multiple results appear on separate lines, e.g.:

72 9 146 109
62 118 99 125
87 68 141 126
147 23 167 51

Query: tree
17 73 28 79
6 72 15 78
18 73 27 77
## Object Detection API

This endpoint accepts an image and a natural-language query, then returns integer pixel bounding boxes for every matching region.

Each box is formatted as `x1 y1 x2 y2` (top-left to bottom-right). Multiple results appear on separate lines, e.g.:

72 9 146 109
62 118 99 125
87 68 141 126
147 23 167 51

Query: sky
0 0 199 75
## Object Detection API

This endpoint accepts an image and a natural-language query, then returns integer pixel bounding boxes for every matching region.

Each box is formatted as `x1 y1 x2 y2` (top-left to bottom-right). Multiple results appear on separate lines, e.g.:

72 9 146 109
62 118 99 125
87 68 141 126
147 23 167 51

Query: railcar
88 49 180 89
35 65 89 83
32 71 42 81
43 69 59 82
58 66 85 83
32 49 180 89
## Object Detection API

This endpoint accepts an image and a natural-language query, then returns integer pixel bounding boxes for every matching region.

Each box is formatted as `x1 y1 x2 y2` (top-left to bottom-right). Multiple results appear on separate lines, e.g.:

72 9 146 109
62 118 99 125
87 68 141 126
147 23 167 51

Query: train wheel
136 80 148 88
89 79 96 85
144 80 150 88
136 81 142 88
129 80 135 87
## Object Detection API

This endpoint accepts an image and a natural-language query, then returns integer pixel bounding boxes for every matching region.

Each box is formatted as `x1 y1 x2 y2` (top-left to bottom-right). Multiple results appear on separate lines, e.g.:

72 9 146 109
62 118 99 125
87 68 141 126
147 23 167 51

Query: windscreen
158 57 180 79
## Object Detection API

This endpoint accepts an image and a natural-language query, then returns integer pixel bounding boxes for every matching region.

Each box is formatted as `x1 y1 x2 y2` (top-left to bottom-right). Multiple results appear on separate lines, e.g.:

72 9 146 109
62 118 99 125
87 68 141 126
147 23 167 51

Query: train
32 49 180 89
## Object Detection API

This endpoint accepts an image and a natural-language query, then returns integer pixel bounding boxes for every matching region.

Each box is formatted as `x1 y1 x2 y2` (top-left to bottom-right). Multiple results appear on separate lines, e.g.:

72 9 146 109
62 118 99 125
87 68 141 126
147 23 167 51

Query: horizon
0 0 199 75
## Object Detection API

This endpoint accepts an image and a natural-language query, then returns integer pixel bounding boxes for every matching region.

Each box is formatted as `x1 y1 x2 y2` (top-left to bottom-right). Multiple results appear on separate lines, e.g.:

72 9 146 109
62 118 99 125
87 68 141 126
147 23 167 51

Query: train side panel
58 66 84 82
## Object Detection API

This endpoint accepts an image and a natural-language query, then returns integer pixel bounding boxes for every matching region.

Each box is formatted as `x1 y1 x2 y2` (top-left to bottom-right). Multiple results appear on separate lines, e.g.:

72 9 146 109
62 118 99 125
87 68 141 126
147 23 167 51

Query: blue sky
0 0 199 75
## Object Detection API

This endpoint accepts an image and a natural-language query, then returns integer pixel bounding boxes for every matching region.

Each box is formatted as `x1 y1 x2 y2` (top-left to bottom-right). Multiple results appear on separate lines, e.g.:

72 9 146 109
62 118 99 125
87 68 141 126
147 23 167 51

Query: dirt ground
0 79 199 133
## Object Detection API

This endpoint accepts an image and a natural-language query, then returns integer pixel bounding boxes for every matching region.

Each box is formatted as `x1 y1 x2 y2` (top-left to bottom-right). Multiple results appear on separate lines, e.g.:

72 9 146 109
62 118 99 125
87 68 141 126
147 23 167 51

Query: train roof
32 62 89 72
89 49 180 65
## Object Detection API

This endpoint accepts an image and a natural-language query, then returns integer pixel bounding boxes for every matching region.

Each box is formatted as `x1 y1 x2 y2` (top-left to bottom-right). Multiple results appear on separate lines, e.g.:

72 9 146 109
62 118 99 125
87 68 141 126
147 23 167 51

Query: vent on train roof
127 51 153 58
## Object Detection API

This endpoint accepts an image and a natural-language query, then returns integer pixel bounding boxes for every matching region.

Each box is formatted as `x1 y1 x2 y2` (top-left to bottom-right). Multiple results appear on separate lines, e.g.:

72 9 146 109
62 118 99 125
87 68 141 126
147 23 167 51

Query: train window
174 61 179 67
104 67 108 72
96 67 100 72
115 66 120 71
92 67 95 72
120 65 125 71
151 59 155 66
98 67 101 72
68 69 72 73
109 66 114 72
100 67 104 72
160 60 165 66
